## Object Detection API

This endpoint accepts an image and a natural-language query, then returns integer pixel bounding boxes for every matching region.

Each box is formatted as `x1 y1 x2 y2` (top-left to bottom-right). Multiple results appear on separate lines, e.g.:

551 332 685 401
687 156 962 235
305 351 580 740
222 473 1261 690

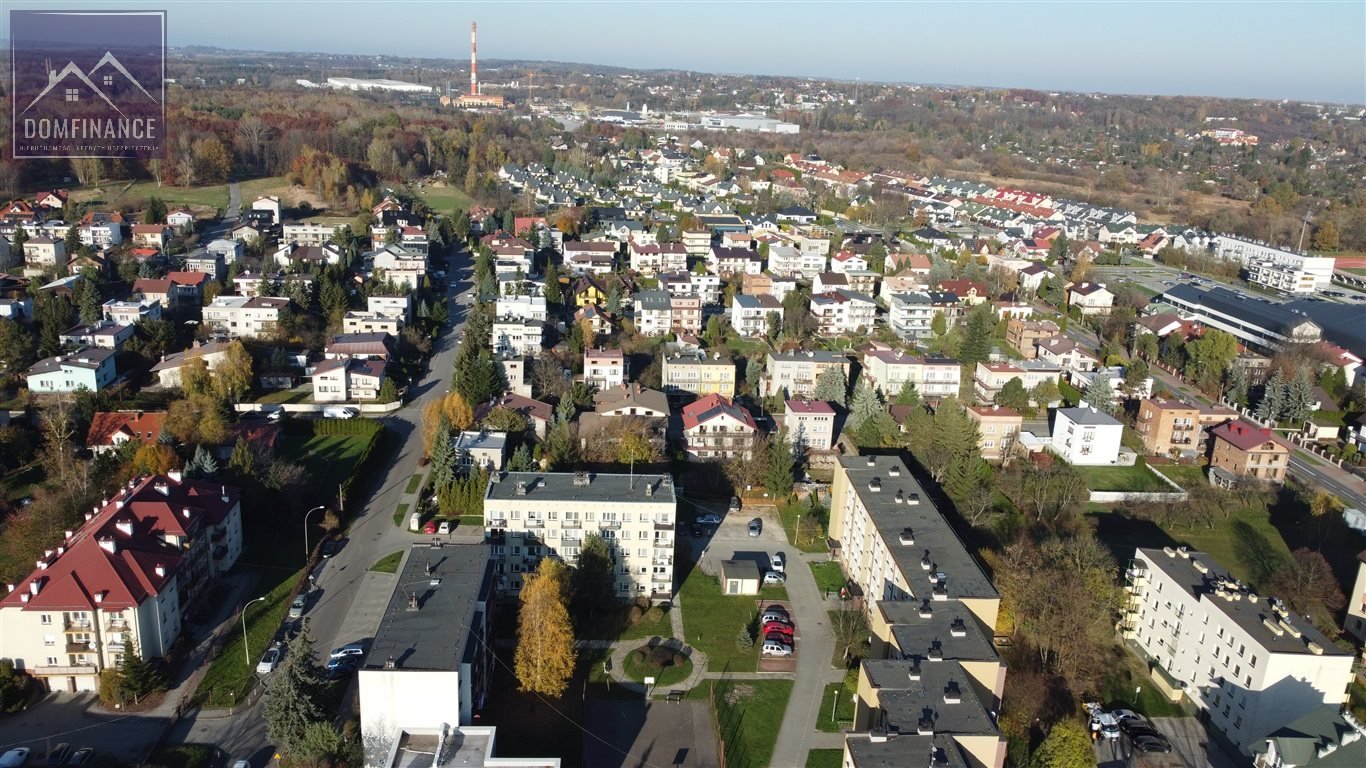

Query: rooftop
1055 406 1122 427
862 658 998 736
485 471 677 506
365 543 494 672
845 734 969 768
785 399 836 415
878 600 998 665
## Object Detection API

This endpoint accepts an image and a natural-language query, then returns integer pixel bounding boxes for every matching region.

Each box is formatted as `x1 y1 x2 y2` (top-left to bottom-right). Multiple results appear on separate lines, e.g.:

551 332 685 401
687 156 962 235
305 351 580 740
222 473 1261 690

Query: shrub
672 652 687 668
644 606 665 624
627 605 645 625
736 628 754 649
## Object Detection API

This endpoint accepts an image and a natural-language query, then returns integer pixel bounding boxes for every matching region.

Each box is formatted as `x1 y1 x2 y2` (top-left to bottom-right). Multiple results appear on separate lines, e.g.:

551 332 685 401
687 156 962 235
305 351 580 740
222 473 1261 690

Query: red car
422 520 438 534
763 621 794 638
765 631 794 645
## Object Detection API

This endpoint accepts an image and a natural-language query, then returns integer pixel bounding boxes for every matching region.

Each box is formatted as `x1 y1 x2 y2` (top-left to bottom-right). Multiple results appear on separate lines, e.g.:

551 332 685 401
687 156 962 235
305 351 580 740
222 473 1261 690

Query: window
65 88 80 102
40 614 52 625
46 657 58 666
43 635 55 647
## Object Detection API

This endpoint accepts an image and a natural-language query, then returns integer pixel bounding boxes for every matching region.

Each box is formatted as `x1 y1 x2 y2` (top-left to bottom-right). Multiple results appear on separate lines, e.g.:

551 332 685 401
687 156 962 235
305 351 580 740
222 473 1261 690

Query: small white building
1066 282 1114 315
784 399 837 451
729 293 783 338
311 357 387 402
26 348 117 393
495 293 548 323
1049 406 1123 465
809 289 876 335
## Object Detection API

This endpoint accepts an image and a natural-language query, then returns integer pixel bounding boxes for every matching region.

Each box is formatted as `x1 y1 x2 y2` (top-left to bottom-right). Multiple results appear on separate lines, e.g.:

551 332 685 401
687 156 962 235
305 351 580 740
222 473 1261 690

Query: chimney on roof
153 482 169 496
93 593 103 604
154 564 166 578
29 579 41 595
98 537 116 554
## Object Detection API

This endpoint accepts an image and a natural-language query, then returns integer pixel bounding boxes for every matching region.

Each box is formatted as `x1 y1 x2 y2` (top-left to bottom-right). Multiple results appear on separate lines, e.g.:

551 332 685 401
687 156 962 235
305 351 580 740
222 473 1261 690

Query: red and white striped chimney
470 22 478 96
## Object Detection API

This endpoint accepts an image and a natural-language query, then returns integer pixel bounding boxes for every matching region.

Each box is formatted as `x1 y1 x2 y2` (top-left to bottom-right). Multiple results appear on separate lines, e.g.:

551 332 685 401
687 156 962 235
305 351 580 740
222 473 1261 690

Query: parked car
231 761 250 768
728 497 742 513
437 520 453 535
690 524 703 537
44 747 70 768
762 621 794 638
1090 711 1120 740
322 406 357 419
760 612 790 625
289 595 306 619
761 641 793 657
747 518 762 537
1129 733 1172 753
0 749 29 768
1110 709 1143 724
320 539 339 559
763 571 786 585
696 513 721 525
325 656 360 679
423 520 438 534
769 553 785 573
65 749 94 767
329 642 366 660
256 646 281 675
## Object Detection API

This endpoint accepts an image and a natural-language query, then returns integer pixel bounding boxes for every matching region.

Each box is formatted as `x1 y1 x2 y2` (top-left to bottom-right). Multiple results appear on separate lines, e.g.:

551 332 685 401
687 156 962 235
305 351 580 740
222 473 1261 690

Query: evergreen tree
994 378 1031 411
744 357 763 396
847 379 883 431
431 297 449 324
228 436 255 477
76 281 102 325
263 628 329 754
142 197 167 225
508 444 534 471
429 416 457 490
544 263 562 305
555 396 576 425
1283 369 1316 424
118 642 164 701
570 534 615 621
37 295 74 358
378 378 399 404
958 303 994 368
184 445 219 478
812 365 849 407
764 429 795 498
605 284 622 314
64 224 83 256
895 380 922 407
1256 368 1286 423
1083 376 1116 414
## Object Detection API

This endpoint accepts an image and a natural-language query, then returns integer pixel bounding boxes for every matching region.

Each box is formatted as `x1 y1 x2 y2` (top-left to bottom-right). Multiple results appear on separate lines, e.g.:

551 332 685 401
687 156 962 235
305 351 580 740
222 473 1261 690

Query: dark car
65 749 95 766
46 745 71 766
320 539 339 559
1119 718 1158 736
728 497 742 513
765 632 793 645
325 656 360 680
1130 734 1172 753
691 524 703 538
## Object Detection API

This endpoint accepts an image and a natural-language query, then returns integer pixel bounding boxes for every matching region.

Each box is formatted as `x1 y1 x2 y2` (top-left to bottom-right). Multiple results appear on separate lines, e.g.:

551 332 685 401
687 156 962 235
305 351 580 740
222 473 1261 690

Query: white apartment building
888 292 937 340
1124 547 1354 752
660 272 722 305
495 293 548 322
1050 406 1124 465
584 349 627 390
784 399 837 451
103 298 162 325
0 473 242 693
972 361 1062 404
368 294 413 321
282 218 351 247
628 242 688 275
342 312 403 336
764 350 851 399
206 238 243 265
491 317 544 357
202 296 290 339
483 472 677 600
632 291 672 336
766 244 826 277
862 350 962 400
311 358 387 402
809 289 876 335
729 293 783 338
1215 236 1335 292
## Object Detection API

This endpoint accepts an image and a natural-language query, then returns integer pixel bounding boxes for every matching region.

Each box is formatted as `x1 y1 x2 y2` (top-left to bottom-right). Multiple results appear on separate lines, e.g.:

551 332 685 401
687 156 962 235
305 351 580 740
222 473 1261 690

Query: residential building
1252 707 1366 768
852 659 1005 768
965 405 1022 462
784 400 837 451
483 471 677 600
1209 420 1289 485
85 411 166 454
133 271 209 308
202 296 289 338
1034 336 1100 373
27 348 117 393
206 238 242 264
183 252 224 281
861 350 962 400
1005 318 1059 358
1050 407 1124 465
358 543 496 764
584 348 627 390
149 340 234 389
681 394 759 460
60 321 134 351
888 292 936 340
1215 236 1335 293
454 431 508 471
103 298 161 325
311 357 387 403
272 242 344 269
708 246 762 276
972 361 1061 404
22 237 67 276
578 384 670 450
342 312 403 336
632 291 673 337
495 294 548 323
1344 553 1366 642
1137 399 1203 459
670 294 703 334
1161 285 1323 350
325 333 394 361
1123 547 1354 752
281 218 351 247
627 242 687 275
475 393 554 440
764 350 851 399
130 224 172 250
563 241 618 274
0 473 242 693
767 244 826 277
660 272 722 305
232 272 315 299
935 279 989 306
810 290 876 335
662 353 736 399
729 293 783 338
368 294 414 322
491 317 544 357
1067 282 1114 315
250 195 282 224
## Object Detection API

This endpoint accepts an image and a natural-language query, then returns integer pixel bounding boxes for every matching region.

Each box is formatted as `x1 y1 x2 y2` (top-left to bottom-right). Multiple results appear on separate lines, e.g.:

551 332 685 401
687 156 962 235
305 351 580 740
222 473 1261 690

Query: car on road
0 749 29 768
1129 732 1172 753
320 539 339 559
728 497 742 513
437 520 453 535
330 642 366 660
761 641 793 657
231 761 250 768
1110 709 1143 724
65 749 94 766
690 523 703 537
44 747 70 767
322 406 358 419
769 553 785 573
289 595 306 619
747 518 762 537
696 513 722 525
763 571 786 585
256 645 281 675
325 656 360 679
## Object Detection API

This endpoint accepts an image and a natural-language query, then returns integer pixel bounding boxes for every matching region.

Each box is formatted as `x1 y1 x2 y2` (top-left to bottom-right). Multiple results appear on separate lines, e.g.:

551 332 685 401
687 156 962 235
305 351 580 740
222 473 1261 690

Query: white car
437 521 453 535
0 749 30 768
256 645 281 675
696 514 722 525
329 642 366 660
322 406 357 419
763 571 786 585
769 553 785 573
761 641 793 657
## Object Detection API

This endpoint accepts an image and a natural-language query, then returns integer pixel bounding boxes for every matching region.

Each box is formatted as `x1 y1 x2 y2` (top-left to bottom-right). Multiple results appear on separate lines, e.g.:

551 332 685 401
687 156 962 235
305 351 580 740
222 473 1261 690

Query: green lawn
760 583 790 602
1078 464 1172 493
815 672 858 732
195 568 301 707
809 561 846 598
778 499 829 553
1 463 42 502
678 570 761 673
710 678 793 768
618 605 674 642
411 182 476 214
806 750 844 768
281 434 371 507
1102 645 1189 719
405 474 423 494
394 502 410 527
621 645 694 687
1154 464 1207 490
147 745 216 768
255 387 312 404
85 179 229 212
370 550 403 573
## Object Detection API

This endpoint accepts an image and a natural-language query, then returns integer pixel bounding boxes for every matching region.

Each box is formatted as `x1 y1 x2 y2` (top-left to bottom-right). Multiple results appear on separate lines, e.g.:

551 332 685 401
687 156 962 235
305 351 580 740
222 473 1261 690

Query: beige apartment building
763 350 851 399
1209 421 1289 484
1004 317 1059 358
965 405 1023 462
662 352 736 399
1136 398 1202 458
202 296 290 339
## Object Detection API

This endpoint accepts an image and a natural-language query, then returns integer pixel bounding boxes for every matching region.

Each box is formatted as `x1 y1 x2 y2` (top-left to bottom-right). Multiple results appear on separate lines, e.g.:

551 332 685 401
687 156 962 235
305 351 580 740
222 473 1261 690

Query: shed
720 559 761 596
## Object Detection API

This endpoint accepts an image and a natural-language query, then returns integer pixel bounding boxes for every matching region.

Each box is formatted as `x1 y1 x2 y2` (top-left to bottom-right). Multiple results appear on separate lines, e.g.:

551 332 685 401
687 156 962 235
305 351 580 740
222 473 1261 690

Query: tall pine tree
263 628 329 753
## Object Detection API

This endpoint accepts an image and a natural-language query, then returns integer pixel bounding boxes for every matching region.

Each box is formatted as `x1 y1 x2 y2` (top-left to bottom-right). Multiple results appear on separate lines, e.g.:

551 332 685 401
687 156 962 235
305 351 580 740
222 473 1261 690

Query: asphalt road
167 244 474 762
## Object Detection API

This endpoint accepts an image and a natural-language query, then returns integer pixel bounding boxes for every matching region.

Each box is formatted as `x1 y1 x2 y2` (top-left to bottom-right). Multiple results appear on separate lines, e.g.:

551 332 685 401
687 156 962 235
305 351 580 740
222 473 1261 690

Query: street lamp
242 595 268 668
303 505 327 563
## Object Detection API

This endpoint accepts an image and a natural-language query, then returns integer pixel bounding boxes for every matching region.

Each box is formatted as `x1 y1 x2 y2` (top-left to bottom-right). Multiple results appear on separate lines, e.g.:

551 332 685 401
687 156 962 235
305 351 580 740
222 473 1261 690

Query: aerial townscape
0 4 1365 768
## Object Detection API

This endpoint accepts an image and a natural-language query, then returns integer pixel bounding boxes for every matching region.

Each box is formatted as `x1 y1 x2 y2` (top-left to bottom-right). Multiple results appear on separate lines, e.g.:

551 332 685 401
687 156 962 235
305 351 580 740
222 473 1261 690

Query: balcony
65 640 95 654
654 522 674 531
600 520 622 530
563 519 582 530
488 520 509 529
34 664 97 676
526 519 545 529
561 538 581 549
64 619 93 633
105 619 128 631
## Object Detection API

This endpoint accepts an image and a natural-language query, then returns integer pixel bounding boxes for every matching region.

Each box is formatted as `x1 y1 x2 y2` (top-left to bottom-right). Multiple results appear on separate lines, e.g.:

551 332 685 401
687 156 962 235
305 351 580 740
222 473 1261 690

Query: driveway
0 693 166 764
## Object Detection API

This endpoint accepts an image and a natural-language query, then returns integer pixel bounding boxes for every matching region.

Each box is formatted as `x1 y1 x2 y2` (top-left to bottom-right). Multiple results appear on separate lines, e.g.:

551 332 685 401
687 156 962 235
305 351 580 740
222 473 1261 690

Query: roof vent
906 493 920 505
1162 546 1176 558
573 471 591 487
1176 546 1190 559
950 618 967 637
64 530 73 541
1307 641 1324 655
943 681 961 703
921 552 933 571
385 656 397 669
898 528 915 545
98 537 117 554
868 478 882 493
866 456 876 467
928 640 943 661
917 714 935 736
93 593 104 604
919 600 932 618
515 481 528 496
1191 560 1208 574
407 594 419 611
894 490 904 505
154 564 166 578
182 508 193 520
154 483 170 496
888 465 901 477
908 660 922 680
29 579 41 595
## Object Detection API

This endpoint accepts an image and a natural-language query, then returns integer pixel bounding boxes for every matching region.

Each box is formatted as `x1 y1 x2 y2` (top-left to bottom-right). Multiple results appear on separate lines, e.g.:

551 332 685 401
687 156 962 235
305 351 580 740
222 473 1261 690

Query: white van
409 512 421 532
322 406 357 419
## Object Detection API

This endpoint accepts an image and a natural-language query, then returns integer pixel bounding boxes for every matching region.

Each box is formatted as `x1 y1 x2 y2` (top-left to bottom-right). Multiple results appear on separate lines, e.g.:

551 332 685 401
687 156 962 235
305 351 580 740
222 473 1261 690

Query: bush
736 628 754 649
627 605 645 625
644 606 665 624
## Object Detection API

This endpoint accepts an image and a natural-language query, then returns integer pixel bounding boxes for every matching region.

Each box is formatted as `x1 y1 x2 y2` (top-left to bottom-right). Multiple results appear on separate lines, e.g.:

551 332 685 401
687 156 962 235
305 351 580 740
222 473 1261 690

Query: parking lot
1091 715 1240 768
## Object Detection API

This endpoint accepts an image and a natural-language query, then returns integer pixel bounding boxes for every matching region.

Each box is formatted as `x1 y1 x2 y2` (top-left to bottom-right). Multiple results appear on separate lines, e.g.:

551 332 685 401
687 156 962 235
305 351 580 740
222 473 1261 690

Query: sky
5 1 1365 103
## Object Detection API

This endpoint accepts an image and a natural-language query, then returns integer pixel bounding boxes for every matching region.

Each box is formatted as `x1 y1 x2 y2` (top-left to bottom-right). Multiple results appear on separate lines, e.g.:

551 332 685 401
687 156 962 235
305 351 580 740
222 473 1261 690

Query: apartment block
862 350 962 400
491 317 544 357
965 405 1022 462
1209 421 1289 485
681 394 759 460
583 348 627 390
784 399 837 451
1137 398 1202 459
662 353 736 399
202 296 290 338
763 350 851 399
1004 318 1059 358
1123 547 1353 752
729 293 783 338
483 472 676 600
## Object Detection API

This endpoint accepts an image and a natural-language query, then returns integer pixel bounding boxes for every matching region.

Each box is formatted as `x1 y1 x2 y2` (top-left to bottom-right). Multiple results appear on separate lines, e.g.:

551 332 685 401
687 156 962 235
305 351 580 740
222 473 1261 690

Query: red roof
935 279 987 297
165 271 209 287
785 399 835 415
86 411 166 448
681 393 757 431
1210 420 1284 453
0 475 239 612
131 224 168 234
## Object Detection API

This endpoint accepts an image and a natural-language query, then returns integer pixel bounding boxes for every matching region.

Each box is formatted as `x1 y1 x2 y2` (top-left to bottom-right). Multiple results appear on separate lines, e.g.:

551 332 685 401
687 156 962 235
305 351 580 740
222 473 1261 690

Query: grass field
1 464 42 502
778 498 829 554
678 570 761 673
1153 464 1207 490
67 175 294 216
1078 464 1172 493
370 550 403 574
621 645 694 687
405 474 423 494
195 569 300 707
708 678 793 768
255 387 312 404
815 670 858 732
394 502 410 527
809 561 845 597
281 434 372 507
806 750 843 768
411 183 476 214
618 605 674 642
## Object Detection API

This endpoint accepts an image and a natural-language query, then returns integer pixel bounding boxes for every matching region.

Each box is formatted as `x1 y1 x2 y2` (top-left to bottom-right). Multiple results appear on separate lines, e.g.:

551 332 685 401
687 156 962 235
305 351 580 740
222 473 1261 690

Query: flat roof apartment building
1123 547 1353 752
662 353 736 399
763 350 851 399
484 472 676 601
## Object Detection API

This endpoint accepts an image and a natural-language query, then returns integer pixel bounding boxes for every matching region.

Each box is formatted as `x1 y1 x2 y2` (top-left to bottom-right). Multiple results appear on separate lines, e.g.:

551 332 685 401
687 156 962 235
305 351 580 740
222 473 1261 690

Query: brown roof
86 411 166 448
1210 420 1285 453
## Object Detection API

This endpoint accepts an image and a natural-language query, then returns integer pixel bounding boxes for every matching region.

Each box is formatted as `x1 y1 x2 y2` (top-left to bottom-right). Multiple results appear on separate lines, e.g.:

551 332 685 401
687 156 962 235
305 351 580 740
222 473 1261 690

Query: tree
994 379 1031 411
930 312 947 337
812 365 848 406
1312 219 1340 251
1183 329 1238 395
1082 376 1115 414
482 406 529 434
544 263 563 305
129 443 181 477
142 197 167 225
830 600 869 663
1134 333 1159 363
847 380 883 431
958 303 995 369
508 444 535 471
1032 379 1061 408
0 659 30 713
764 430 795 498
1268 548 1344 619
264 627 329 754
1283 369 1316 424
183 445 219 478
571 534 615 621
294 722 359 766
212 341 254 402
744 357 763 397
1256 368 1287 424
428 416 457 490
117 641 164 702
895 380 921 407
1030 719 1093 768
515 558 576 698
378 377 399 404
0 318 36 375
228 436 255 477
63 225 84 260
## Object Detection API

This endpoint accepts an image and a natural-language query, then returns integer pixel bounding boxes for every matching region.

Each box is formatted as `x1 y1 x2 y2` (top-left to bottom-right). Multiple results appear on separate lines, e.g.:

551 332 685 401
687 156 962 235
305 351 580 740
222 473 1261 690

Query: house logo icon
11 10 166 159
